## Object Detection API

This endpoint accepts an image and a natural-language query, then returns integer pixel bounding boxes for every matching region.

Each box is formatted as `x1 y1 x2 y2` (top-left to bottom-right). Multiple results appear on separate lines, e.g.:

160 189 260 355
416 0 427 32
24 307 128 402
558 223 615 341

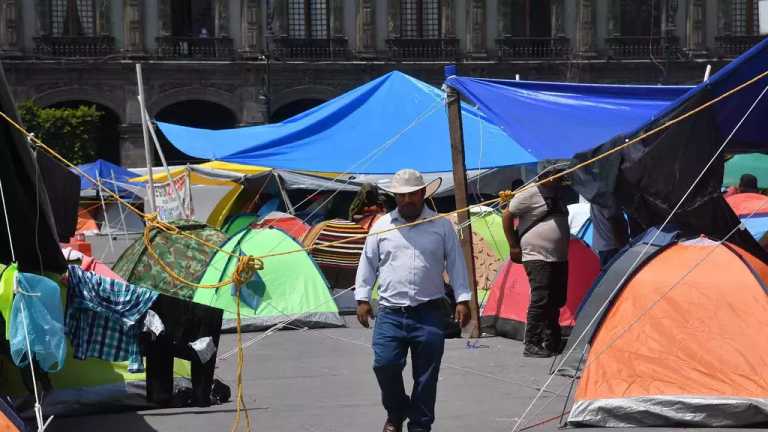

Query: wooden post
444 65 481 339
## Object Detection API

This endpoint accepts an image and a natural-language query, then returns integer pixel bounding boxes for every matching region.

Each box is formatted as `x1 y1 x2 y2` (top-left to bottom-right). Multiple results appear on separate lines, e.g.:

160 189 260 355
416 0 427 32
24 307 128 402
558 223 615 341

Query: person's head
380 169 441 221
738 173 759 193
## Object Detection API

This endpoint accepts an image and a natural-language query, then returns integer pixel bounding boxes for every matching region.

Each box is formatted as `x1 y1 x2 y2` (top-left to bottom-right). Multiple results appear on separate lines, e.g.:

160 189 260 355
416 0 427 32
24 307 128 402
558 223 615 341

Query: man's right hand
356 301 373 328
510 246 523 264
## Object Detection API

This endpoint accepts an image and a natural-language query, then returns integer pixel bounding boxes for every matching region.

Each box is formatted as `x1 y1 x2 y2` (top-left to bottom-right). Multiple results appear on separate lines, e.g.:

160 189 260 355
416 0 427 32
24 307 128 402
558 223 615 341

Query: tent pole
95 172 115 253
135 63 156 214
273 171 295 215
141 103 189 219
444 65 481 339
110 170 129 233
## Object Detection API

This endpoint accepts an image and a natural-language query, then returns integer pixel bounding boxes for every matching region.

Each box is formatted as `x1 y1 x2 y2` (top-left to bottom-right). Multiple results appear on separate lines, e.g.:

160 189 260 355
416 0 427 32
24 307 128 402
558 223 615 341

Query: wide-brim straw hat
379 169 442 198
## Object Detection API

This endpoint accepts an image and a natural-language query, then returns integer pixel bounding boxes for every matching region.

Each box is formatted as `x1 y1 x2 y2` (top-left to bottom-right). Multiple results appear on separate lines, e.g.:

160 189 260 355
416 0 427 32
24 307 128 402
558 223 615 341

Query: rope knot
232 255 264 287
498 190 515 203
144 213 179 234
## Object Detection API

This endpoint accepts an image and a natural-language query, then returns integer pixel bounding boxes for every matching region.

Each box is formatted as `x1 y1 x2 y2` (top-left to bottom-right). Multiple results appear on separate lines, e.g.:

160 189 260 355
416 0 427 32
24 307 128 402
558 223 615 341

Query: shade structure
480 237 600 340
157 71 537 173
724 153 768 188
567 235 768 427
445 77 692 160
194 227 343 331
75 159 141 197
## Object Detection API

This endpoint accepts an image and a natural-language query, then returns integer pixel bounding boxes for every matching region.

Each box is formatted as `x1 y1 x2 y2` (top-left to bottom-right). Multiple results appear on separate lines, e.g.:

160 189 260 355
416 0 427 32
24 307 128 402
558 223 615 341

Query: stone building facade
0 0 764 166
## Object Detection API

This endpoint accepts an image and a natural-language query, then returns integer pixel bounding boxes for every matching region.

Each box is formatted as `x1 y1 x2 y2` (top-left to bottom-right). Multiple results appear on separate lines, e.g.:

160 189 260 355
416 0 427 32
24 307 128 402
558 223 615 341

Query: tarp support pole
445 65 481 339
135 63 156 213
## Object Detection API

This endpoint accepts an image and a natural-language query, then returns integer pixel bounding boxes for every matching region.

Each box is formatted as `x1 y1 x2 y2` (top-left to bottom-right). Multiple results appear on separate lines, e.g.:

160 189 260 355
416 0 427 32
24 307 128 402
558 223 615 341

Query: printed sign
149 171 193 221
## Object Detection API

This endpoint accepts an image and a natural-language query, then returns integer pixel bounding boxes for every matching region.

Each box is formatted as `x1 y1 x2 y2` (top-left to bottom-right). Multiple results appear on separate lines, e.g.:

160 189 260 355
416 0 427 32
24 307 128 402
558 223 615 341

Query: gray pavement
48 317 759 432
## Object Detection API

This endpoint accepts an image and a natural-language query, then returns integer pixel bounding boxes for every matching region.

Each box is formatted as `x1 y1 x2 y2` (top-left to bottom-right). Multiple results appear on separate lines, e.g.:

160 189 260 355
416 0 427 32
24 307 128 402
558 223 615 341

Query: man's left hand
455 302 470 328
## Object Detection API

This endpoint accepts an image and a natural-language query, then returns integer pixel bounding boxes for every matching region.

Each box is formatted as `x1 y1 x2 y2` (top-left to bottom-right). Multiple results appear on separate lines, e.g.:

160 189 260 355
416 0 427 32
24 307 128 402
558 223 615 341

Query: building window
288 0 329 39
50 0 95 36
401 0 441 39
620 0 661 36
171 0 215 37
732 0 760 35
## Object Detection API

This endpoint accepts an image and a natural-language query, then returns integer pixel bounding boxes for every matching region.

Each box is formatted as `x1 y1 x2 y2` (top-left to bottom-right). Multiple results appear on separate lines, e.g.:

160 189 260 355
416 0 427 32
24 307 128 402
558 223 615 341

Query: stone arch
32 86 125 124
270 85 337 115
149 86 241 123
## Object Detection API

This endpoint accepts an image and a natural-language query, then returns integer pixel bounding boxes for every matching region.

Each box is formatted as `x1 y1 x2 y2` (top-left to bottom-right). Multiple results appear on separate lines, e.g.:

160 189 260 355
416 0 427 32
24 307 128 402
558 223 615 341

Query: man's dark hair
739 173 759 193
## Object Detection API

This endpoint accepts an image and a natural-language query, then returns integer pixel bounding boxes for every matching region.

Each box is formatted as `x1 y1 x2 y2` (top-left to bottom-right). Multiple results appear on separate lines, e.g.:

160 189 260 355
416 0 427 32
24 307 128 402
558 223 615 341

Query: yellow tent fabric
129 166 243 186
206 183 245 228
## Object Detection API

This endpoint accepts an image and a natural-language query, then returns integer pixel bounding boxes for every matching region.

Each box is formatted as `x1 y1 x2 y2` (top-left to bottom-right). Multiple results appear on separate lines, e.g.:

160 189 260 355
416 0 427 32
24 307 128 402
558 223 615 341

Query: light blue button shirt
354 207 471 307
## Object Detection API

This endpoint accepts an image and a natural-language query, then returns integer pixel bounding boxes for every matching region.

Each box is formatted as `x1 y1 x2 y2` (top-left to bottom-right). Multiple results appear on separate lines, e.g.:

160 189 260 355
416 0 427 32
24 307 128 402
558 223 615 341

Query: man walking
355 169 471 432
502 163 570 358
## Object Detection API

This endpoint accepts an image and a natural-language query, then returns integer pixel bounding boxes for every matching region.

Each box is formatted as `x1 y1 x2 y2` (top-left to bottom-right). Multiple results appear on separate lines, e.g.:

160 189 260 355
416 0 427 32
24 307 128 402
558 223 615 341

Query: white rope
511 80 768 432
0 177 15 262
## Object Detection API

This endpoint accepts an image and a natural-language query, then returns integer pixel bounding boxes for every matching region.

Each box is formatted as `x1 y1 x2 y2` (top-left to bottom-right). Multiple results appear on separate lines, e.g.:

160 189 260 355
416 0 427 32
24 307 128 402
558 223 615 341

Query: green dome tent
194 226 344 331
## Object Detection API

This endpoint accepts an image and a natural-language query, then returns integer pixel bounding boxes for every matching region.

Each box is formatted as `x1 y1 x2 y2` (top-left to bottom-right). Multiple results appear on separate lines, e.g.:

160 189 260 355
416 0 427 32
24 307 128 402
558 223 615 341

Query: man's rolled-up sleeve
354 232 379 302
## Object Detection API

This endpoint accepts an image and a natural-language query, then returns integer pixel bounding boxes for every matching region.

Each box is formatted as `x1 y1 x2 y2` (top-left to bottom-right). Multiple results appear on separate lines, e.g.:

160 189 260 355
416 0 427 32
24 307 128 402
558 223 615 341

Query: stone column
498 1 524 37
0 0 19 54
441 0 457 37
124 0 144 53
465 0 486 56
387 0 401 38
240 0 262 55
119 123 147 168
356 0 376 56
330 0 344 37
717 0 731 36
215 0 230 37
551 0 565 37
607 0 621 36
34 0 50 36
158 0 172 36
270 0 289 37
686 0 706 56
95 0 111 35
576 0 596 57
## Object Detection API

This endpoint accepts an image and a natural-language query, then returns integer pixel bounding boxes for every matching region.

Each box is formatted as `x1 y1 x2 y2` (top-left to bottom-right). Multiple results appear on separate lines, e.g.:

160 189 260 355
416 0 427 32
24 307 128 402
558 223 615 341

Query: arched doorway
271 99 326 123
47 101 121 164
154 100 238 164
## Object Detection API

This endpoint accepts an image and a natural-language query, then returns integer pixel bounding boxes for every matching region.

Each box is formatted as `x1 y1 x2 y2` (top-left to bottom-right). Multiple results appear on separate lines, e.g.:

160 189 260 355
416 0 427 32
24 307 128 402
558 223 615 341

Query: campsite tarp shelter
447 36 768 260
561 229 768 427
481 238 600 340
0 62 72 273
195 226 343 331
157 71 537 173
75 159 141 198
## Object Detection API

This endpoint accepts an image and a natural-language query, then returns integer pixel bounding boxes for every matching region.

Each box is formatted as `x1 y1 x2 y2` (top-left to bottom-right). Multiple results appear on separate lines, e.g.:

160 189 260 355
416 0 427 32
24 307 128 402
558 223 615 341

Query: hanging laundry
0 263 16 339
65 265 158 372
9 272 66 373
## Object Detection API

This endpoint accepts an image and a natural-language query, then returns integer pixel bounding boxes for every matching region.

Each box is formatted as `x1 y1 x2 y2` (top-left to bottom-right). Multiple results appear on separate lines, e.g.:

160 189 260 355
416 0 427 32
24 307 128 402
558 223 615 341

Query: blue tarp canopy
157 71 537 174
445 78 692 160
447 36 768 159
75 159 141 197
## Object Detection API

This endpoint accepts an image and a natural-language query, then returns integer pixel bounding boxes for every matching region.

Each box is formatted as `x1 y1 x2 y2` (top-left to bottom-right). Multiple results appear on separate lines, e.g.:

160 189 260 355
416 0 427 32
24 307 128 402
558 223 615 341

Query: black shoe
544 339 567 355
523 344 555 358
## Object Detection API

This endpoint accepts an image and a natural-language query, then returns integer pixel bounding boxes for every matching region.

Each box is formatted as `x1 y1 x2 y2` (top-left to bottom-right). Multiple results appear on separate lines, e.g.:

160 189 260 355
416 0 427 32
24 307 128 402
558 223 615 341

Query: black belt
379 298 444 312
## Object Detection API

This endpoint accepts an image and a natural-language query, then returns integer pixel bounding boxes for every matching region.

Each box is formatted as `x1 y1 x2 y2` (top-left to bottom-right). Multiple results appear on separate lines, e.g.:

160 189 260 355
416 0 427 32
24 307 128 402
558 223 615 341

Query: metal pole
135 63 156 213
444 65 481 339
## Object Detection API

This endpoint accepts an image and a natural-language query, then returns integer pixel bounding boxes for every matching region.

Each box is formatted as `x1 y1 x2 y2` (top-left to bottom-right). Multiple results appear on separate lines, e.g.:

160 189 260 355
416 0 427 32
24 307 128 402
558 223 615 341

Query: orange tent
726 192 768 216
566 233 768 427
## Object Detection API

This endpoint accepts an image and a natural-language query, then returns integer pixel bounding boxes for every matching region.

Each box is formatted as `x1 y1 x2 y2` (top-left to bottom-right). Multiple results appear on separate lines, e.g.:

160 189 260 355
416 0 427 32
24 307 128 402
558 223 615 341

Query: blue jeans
372 301 447 431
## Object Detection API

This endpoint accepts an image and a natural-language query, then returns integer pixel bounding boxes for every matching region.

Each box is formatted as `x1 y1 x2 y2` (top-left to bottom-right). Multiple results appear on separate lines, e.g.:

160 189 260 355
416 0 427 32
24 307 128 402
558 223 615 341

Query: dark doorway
171 0 214 37
528 0 551 37
620 0 661 36
271 99 326 123
154 100 238 164
49 100 121 164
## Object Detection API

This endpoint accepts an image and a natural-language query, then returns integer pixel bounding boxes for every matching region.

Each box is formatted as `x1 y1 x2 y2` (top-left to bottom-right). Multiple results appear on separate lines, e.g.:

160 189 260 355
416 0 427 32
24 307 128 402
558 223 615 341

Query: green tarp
471 211 508 260
724 153 768 188
195 227 344 331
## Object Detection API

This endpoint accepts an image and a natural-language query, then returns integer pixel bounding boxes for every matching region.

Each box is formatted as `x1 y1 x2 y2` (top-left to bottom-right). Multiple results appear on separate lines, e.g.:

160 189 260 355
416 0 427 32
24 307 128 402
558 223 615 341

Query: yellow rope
2 65 767 267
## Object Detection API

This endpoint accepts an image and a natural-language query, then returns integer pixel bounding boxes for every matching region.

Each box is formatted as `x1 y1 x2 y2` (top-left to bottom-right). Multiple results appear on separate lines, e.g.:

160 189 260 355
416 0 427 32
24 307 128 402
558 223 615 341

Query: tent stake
445 65 481 339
